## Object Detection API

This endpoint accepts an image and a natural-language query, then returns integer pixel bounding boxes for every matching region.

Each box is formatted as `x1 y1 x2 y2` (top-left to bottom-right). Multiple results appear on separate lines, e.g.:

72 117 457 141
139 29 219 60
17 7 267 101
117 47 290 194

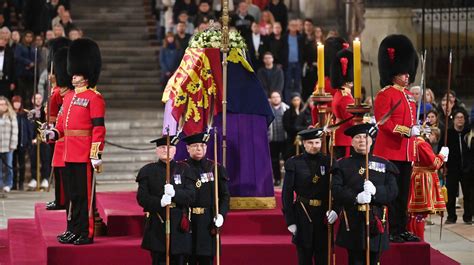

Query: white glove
160 194 172 207
411 125 421 137
91 159 102 169
214 214 224 228
42 129 55 141
356 191 372 204
326 210 338 224
364 180 376 195
287 224 297 235
439 146 449 162
164 184 175 197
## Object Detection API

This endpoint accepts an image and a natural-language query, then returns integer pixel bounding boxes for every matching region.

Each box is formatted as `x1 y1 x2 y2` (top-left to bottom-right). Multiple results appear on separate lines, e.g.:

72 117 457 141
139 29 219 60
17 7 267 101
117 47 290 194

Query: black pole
457 1 460 76
431 0 434 78
422 0 426 51
448 0 451 51
465 0 469 56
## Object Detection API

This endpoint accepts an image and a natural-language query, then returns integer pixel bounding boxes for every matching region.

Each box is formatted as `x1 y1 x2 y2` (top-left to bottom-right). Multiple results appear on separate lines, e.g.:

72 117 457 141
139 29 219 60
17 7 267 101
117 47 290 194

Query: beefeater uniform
52 38 105 245
46 37 72 211
330 48 355 159
407 136 446 240
282 128 333 265
137 136 196 265
373 35 420 243
332 123 399 265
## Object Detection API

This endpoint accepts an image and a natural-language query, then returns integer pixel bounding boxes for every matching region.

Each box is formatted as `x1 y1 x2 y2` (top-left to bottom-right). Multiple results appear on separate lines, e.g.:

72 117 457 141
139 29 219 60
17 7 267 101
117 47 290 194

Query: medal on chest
358 167 365 176
196 179 202 189
312 175 320 184
173 174 182 185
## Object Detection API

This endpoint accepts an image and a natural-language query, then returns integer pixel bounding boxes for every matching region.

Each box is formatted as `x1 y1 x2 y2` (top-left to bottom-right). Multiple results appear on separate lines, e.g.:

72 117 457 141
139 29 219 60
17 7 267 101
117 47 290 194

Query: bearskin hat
330 48 353 89
53 47 73 89
324 36 348 76
47 37 71 73
378 34 418 88
67 38 102 88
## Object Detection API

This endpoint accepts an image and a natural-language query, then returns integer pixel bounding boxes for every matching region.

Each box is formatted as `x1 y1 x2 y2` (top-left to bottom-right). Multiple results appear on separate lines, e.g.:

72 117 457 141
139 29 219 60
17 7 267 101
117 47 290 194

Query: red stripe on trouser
86 163 94 238
58 168 65 205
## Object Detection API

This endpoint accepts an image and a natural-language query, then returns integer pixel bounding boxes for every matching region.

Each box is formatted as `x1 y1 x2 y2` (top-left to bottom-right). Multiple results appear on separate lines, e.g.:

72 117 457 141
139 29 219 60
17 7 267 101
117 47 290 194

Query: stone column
360 8 419 100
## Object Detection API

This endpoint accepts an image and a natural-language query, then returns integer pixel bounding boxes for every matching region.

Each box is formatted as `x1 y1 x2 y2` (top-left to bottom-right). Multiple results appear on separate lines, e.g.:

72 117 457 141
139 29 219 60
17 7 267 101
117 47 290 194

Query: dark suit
0 47 15 99
246 33 268 70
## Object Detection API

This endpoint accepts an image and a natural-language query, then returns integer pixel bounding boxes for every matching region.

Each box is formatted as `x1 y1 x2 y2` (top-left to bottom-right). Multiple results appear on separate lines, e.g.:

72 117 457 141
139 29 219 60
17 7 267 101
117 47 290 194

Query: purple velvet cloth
175 113 274 198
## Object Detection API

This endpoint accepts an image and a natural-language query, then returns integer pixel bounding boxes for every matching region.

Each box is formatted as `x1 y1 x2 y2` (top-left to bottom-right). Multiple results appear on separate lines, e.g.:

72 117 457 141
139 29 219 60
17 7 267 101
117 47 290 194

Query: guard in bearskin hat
330 48 355 159
45 37 72 211
137 135 196 265
324 36 348 96
45 38 106 245
373 34 421 243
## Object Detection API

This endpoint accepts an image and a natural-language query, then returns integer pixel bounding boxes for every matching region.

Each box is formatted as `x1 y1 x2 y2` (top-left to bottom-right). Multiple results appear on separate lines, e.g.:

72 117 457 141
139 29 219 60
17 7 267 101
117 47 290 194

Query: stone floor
0 183 472 264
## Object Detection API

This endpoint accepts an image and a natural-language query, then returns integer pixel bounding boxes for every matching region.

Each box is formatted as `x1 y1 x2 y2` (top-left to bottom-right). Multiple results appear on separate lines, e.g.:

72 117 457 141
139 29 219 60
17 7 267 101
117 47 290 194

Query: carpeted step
0 229 11 265
7 219 46 265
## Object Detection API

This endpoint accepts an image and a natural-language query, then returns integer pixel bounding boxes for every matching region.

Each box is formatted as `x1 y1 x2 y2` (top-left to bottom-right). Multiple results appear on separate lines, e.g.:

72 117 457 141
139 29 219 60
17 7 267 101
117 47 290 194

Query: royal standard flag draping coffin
162 47 275 209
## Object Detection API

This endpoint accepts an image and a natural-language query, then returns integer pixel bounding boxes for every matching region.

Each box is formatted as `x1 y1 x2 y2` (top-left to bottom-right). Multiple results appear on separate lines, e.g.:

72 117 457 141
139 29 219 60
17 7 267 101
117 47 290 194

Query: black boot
73 235 94 245
58 233 79 244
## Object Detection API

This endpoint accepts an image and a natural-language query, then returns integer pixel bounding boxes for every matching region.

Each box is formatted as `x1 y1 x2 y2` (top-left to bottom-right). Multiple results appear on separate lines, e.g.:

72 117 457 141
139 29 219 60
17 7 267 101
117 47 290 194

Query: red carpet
0 190 460 265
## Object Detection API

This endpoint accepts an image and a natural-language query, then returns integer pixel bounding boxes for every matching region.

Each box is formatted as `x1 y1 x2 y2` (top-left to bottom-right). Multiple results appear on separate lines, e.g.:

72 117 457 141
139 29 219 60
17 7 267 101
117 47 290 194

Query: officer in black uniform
332 123 399 265
182 132 230 265
136 135 196 265
282 127 338 265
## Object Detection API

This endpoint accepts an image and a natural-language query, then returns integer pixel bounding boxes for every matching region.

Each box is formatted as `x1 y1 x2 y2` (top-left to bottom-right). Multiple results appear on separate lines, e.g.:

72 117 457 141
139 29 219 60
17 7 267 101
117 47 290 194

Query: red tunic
331 89 354 147
50 88 73 167
408 137 446 213
54 87 106 163
373 85 417 162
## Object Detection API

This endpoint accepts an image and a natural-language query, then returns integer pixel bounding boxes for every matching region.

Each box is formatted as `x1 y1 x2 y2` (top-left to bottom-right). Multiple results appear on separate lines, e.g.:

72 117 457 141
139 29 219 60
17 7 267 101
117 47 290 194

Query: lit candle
353 38 361 101
317 42 324 94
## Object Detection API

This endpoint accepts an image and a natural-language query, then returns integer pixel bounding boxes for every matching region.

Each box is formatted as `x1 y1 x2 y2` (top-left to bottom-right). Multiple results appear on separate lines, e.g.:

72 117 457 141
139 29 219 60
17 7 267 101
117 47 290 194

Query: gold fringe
229 197 276 210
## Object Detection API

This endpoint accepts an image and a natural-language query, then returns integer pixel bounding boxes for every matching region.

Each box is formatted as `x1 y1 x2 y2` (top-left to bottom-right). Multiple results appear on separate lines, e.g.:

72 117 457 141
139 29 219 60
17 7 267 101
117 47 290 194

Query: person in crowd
45 30 55 42
175 21 191 60
67 27 82 41
173 11 195 35
314 26 324 43
407 128 448 241
267 0 288 31
438 97 455 131
10 30 20 49
51 4 66 28
257 52 284 97
35 35 49 94
283 19 303 103
11 96 31 191
246 21 267 70
429 127 442 153
268 91 288 186
427 110 441 128
53 24 65 38
245 0 261 23
137 135 195 265
301 19 317 101
410 85 432 121
444 109 472 224
267 22 286 68
0 37 15 99
425 88 437 109
259 10 275 36
193 1 215 28
182 132 230 265
173 0 198 24
27 93 51 191
0 96 18 193
159 32 181 89
46 0 62 24
14 30 38 108
59 10 76 36
333 123 398 265
282 92 303 159
231 1 255 37
0 26 11 42
282 127 336 265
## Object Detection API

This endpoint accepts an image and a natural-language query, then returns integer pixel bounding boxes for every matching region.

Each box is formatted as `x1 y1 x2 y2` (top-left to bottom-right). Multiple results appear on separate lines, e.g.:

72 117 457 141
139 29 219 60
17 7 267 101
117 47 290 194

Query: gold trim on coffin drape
230 197 276 209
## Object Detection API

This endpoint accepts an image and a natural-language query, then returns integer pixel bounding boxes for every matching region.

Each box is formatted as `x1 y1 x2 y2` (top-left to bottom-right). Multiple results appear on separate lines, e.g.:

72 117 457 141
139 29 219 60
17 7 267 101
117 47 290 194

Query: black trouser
150 251 186 265
388 160 412 235
64 162 95 238
188 255 212 265
347 250 380 265
446 172 473 222
59 166 73 231
296 246 327 265
30 142 52 182
12 146 27 189
270 141 286 181
53 167 65 207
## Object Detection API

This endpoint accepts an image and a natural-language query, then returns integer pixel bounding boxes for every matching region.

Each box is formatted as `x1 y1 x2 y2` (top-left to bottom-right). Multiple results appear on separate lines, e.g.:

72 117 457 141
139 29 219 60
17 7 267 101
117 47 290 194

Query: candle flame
355 37 360 41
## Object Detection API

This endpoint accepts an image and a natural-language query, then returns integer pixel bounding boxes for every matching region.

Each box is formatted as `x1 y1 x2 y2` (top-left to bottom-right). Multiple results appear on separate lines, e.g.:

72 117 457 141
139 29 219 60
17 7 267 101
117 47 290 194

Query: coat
136 160 195 254
282 152 332 249
0 112 18 152
332 153 398 252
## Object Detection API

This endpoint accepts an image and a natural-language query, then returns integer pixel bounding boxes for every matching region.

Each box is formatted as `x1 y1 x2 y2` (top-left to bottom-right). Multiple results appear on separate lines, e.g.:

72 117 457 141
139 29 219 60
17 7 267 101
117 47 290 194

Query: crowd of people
0 0 83 192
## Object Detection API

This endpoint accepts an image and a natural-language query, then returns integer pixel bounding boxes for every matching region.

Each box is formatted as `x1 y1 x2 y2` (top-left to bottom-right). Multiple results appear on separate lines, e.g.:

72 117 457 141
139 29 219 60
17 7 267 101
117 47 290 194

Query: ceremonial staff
213 127 221 265
221 0 230 167
364 128 370 265
46 62 55 192
441 50 453 240
327 130 335 265
165 128 171 265
33 47 40 190
416 50 427 123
